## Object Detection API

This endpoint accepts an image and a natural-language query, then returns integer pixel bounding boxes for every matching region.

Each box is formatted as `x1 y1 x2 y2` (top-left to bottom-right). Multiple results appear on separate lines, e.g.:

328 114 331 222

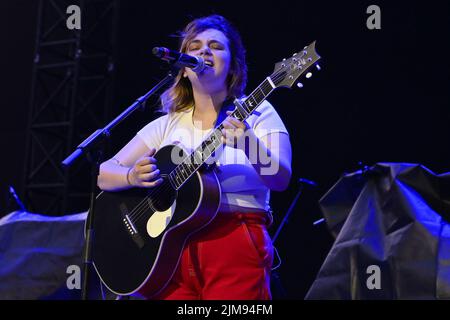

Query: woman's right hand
127 148 163 188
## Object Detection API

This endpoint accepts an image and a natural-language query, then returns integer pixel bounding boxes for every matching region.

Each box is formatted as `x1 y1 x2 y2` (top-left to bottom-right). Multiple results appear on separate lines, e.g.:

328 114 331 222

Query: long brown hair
159 15 247 113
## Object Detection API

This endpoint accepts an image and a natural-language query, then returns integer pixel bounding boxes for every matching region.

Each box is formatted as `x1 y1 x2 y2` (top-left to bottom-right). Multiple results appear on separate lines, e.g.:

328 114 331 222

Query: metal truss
23 0 119 214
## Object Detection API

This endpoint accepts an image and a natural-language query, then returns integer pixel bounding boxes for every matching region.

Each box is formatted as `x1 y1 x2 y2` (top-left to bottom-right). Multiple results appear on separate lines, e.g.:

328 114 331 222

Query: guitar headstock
272 41 321 89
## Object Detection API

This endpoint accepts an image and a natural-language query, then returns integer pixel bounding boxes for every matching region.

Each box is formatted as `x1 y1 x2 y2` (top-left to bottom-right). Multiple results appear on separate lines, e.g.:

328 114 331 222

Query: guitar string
126 68 294 224
126 79 277 223
126 68 293 224
127 128 225 223
126 57 310 223
129 125 228 223
126 87 274 224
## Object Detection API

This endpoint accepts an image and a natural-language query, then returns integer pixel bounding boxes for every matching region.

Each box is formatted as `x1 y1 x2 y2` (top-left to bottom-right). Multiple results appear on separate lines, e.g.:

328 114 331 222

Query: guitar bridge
122 215 145 249
120 203 145 249
123 214 138 235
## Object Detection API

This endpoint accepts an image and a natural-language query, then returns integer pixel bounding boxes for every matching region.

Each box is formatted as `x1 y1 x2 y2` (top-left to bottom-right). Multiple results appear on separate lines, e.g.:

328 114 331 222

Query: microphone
152 47 205 73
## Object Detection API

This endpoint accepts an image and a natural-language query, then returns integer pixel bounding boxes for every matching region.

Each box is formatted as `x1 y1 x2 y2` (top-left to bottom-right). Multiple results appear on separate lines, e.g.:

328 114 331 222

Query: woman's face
184 28 231 94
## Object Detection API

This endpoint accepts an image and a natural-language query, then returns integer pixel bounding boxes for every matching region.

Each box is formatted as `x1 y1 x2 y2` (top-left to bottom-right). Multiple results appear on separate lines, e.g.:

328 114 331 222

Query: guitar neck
168 77 276 190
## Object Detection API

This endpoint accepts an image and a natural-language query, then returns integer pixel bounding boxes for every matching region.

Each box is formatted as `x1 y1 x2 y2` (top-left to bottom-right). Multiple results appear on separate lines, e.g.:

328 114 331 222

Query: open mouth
204 60 214 67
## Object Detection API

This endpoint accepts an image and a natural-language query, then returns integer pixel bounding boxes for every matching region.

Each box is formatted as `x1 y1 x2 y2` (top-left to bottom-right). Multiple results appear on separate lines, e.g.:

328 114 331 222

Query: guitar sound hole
148 175 177 212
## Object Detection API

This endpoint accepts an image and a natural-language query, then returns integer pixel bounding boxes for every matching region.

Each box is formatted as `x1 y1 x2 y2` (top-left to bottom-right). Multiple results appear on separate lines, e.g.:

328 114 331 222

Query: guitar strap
215 97 261 129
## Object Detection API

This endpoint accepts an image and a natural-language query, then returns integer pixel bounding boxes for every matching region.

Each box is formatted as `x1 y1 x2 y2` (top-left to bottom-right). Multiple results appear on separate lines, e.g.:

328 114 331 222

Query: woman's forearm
97 160 132 191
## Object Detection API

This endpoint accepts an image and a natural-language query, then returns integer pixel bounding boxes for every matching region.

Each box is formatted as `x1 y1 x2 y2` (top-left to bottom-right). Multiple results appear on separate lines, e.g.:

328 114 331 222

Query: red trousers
153 212 274 300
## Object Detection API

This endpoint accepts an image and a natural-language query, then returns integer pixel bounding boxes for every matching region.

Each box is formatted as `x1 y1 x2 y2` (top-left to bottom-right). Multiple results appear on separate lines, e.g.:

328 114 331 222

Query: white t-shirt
136 100 288 212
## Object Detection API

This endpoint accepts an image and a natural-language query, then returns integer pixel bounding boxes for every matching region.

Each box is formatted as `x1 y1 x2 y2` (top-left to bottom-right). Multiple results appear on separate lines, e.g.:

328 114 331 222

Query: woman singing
97 14 292 300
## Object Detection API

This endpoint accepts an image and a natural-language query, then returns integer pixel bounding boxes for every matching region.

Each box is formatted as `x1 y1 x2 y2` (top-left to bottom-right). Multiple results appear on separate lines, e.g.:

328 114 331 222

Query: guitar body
88 144 221 297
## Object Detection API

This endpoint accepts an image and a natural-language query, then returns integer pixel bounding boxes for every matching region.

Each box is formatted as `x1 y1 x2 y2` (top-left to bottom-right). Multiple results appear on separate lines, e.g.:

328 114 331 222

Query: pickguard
146 200 177 238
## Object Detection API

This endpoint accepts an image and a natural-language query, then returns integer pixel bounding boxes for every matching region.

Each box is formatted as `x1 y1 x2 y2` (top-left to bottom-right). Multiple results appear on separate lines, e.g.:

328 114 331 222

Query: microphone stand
272 178 317 244
62 66 178 300
271 178 318 299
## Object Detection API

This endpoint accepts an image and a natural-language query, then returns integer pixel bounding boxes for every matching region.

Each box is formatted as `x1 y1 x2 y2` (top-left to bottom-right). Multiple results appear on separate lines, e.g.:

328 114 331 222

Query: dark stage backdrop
1 0 449 298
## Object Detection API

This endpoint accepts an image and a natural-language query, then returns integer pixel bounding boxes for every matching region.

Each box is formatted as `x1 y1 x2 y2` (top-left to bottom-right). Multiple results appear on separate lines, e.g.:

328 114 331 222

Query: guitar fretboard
168 77 276 189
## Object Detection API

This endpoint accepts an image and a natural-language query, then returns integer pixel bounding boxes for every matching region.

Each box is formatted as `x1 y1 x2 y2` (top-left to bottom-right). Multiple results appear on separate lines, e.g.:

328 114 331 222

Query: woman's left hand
221 111 250 149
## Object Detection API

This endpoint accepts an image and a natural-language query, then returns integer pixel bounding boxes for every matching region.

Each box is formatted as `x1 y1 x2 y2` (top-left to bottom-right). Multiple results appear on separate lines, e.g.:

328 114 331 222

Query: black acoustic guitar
89 42 321 297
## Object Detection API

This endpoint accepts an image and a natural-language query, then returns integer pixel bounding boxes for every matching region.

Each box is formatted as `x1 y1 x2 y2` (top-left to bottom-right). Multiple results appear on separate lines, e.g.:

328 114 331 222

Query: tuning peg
306 72 312 79
297 82 304 88
316 64 321 71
